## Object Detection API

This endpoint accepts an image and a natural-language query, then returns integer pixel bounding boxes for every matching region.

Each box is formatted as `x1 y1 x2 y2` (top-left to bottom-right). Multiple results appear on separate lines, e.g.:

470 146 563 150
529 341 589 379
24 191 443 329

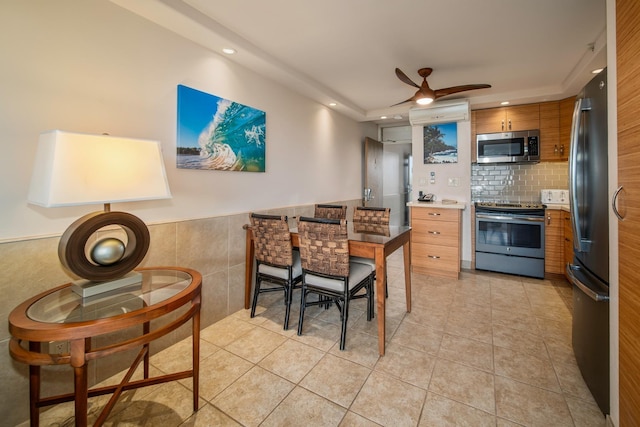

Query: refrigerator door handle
567 263 610 302
569 97 592 253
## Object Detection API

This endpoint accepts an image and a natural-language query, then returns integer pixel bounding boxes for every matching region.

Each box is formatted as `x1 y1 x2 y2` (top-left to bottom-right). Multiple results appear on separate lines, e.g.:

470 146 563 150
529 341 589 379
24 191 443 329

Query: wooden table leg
73 365 88 427
192 301 201 411
70 339 88 427
374 246 386 356
403 239 412 313
244 226 254 309
28 342 40 427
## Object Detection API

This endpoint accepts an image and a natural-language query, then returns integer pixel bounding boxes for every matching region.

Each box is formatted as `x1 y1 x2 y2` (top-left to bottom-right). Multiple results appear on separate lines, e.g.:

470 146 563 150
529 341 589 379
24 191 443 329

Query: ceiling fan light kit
394 67 491 106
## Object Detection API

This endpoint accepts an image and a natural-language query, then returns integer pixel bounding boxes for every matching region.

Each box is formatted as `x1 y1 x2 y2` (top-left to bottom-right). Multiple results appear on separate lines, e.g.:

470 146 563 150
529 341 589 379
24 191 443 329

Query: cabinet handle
501 120 505 131
508 119 512 130
428 231 441 235
428 212 441 216
547 214 551 225
554 144 558 154
612 185 625 221
559 144 565 156
428 255 440 259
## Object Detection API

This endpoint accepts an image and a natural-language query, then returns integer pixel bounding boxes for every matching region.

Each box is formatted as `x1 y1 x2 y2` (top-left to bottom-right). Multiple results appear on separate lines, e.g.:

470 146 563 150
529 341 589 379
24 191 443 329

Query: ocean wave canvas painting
177 85 266 172
423 122 457 164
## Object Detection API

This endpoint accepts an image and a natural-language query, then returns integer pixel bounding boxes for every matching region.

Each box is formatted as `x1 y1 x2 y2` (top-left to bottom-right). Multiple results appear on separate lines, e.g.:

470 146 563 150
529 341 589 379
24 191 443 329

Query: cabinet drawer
411 207 459 222
411 219 459 246
412 243 459 267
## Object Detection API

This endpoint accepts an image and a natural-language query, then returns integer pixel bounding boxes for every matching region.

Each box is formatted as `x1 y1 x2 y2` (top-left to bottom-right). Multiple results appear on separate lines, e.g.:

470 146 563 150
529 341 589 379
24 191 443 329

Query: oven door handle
476 213 545 222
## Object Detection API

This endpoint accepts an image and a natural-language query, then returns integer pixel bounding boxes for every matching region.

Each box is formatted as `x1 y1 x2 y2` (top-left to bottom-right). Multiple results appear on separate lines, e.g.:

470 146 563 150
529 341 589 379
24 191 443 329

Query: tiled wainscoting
471 162 569 202
0 199 360 426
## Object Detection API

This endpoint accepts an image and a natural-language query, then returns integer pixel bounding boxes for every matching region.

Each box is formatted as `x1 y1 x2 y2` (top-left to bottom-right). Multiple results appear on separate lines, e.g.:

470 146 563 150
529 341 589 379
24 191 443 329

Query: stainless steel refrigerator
567 68 609 415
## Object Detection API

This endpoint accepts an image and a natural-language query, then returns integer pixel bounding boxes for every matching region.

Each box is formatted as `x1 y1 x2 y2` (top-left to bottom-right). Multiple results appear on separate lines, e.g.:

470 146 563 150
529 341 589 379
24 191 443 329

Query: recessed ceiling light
501 101 510 105
222 48 236 54
592 68 604 74
329 102 337 107
380 116 388 119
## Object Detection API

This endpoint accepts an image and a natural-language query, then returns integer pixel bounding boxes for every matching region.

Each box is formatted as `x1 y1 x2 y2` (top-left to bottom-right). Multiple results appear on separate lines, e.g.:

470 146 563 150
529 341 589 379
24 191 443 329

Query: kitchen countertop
544 204 570 212
407 201 466 210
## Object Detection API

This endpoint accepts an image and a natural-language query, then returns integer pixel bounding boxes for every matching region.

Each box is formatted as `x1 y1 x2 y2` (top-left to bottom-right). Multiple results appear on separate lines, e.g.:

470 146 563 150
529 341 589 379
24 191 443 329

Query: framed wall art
177 84 266 172
423 122 457 164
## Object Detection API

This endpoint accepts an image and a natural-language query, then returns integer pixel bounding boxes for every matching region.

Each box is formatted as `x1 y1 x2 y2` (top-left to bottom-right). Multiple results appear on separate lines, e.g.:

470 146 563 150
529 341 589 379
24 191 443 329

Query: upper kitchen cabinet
474 104 540 134
559 96 576 160
539 101 561 161
540 97 575 161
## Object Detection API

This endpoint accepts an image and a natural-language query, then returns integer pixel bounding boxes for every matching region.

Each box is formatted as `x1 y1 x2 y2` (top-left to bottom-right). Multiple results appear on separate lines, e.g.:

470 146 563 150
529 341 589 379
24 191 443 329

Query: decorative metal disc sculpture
58 211 150 282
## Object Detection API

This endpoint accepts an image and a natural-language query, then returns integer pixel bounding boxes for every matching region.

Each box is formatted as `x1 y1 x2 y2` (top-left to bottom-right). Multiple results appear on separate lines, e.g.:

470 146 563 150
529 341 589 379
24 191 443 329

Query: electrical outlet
430 171 436 184
419 177 427 185
448 177 460 187
46 341 70 354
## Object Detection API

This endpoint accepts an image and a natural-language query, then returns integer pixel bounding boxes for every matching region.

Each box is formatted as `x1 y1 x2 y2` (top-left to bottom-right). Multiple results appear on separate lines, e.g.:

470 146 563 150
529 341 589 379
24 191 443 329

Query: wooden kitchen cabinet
411 206 461 279
544 209 564 275
562 210 573 279
558 96 575 161
539 101 561 161
474 104 540 134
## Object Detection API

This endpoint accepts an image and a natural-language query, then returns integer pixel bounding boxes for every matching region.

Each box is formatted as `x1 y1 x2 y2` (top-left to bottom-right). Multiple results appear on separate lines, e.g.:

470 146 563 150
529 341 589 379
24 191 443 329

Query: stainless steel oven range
475 202 545 279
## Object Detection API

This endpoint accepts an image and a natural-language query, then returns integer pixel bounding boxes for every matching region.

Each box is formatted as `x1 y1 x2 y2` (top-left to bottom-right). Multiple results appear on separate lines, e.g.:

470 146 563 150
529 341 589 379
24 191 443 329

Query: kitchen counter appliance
475 201 545 278
476 130 540 164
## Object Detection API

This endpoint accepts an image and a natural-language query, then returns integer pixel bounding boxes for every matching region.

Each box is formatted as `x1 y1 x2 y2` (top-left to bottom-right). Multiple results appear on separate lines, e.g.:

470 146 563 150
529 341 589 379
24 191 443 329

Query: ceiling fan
393 67 491 106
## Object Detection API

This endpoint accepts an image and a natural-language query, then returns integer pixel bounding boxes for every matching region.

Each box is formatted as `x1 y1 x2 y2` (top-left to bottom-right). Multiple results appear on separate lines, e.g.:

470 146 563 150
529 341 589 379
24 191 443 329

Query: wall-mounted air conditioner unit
409 99 470 126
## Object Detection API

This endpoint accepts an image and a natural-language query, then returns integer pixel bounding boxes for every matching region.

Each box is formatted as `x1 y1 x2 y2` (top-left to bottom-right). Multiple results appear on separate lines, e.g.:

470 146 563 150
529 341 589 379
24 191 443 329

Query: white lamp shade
28 130 172 207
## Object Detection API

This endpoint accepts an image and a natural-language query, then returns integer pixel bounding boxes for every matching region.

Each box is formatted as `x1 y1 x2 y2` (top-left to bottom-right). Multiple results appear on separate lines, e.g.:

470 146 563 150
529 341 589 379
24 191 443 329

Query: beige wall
0 1 372 424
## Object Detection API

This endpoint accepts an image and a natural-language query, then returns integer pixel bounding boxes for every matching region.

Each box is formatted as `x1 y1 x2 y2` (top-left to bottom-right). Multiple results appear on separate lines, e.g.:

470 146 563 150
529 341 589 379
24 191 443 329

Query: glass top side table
8 267 202 427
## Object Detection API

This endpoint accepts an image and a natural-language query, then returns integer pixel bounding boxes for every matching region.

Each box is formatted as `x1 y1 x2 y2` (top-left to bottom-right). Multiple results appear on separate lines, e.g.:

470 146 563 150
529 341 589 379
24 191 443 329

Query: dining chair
296 216 374 350
351 206 391 296
314 204 347 220
352 206 391 224
249 213 302 330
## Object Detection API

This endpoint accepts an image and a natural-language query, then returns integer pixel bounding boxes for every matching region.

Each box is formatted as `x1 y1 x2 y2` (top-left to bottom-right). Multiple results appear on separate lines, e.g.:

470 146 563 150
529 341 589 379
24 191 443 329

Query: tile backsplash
471 162 568 202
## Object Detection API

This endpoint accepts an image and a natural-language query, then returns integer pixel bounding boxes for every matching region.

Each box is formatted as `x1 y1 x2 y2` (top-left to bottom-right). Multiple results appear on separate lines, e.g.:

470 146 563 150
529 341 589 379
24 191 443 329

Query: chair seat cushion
258 251 302 280
350 256 375 268
304 261 373 293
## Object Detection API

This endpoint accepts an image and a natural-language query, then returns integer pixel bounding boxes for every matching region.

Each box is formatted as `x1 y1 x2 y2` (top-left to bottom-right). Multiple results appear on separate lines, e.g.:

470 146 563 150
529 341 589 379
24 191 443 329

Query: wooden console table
8 267 202 427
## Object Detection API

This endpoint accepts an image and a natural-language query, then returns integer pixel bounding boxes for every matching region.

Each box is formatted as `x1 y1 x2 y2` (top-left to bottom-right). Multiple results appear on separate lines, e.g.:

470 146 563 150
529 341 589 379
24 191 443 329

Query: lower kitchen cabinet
545 209 564 275
410 204 462 279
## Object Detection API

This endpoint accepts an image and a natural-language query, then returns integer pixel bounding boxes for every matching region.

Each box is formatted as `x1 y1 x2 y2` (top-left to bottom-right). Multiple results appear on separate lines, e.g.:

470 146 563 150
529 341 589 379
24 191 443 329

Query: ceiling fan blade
390 96 417 107
434 84 491 99
395 68 420 88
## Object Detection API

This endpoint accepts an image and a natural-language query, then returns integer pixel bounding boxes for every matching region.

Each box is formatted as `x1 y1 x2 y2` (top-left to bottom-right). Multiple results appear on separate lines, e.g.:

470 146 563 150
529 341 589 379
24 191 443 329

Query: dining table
244 220 411 356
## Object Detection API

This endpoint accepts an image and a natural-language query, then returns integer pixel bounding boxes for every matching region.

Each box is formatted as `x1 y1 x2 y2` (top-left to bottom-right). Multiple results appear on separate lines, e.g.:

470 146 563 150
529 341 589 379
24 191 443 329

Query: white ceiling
112 0 607 124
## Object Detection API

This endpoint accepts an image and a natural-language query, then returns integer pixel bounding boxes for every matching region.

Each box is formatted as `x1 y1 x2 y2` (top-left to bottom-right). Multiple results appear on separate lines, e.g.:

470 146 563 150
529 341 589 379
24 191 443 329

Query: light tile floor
26 251 608 426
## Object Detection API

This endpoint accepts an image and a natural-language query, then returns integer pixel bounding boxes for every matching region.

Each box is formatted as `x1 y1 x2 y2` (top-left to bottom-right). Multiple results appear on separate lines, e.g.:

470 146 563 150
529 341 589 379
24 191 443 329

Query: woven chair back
314 204 347 220
250 213 293 267
353 206 390 224
353 222 391 236
298 217 349 277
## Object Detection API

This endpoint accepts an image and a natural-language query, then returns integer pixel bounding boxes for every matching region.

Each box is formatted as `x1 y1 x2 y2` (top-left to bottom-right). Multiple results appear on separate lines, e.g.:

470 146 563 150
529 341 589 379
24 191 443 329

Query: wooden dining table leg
244 226 254 309
403 239 412 312
374 246 386 356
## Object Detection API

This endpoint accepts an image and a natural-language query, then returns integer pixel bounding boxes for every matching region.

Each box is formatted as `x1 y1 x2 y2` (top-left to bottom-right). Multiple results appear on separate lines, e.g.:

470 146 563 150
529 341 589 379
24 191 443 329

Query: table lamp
27 130 172 297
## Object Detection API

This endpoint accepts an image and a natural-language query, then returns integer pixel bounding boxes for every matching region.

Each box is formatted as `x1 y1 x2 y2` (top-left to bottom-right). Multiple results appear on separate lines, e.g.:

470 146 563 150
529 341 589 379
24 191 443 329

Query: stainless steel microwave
476 130 540 164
